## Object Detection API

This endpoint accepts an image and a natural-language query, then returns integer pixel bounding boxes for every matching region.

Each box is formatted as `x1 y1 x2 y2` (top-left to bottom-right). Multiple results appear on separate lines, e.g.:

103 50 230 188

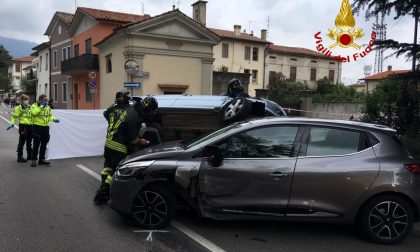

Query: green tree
352 0 420 71
362 72 420 135
267 72 305 105
0 45 12 92
313 77 364 102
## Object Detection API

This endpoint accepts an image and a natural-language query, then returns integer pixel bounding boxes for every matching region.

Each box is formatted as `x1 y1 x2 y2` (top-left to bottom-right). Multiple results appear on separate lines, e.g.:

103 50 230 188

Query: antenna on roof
172 0 175 10
177 0 180 9
141 1 145 15
74 0 77 11
267 16 270 39
248 21 252 34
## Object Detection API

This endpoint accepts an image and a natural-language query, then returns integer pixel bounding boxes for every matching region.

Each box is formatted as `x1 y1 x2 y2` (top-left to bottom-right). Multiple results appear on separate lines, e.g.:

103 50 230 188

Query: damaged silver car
109 118 420 244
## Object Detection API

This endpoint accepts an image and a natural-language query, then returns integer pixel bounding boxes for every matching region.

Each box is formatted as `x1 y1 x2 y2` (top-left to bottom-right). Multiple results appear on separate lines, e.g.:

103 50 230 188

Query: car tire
358 194 414 244
131 184 176 229
222 97 251 123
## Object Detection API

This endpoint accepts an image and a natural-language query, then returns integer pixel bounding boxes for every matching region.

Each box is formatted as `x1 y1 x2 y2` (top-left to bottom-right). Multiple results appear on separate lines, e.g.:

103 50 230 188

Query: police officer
94 96 158 204
8 94 33 162
30 94 60 167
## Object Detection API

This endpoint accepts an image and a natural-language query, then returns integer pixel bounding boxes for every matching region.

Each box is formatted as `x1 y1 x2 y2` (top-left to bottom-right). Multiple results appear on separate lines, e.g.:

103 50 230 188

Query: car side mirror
203 145 224 167
139 123 147 137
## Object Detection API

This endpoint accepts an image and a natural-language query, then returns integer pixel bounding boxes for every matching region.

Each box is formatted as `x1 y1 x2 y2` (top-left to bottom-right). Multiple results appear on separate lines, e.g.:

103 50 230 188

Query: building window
62 82 67 102
269 56 276 59
39 57 42 72
269 71 277 84
291 58 297 61
311 60 317 63
244 69 250 74
74 44 79 57
290 66 297 80
329 62 335 65
44 83 48 96
310 68 317 81
62 47 67 61
85 38 92 54
53 51 57 68
15 62 20 72
53 83 58 102
222 43 229 58
106 54 112 73
329 70 335 82
252 70 258 84
252 47 259 61
85 82 93 102
244 46 251 60
67 46 71 59
45 53 49 70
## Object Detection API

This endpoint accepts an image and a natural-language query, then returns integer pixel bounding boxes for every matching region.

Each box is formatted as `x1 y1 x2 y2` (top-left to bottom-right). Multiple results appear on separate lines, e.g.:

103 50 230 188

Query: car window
217 126 299 158
186 123 246 149
306 127 363 156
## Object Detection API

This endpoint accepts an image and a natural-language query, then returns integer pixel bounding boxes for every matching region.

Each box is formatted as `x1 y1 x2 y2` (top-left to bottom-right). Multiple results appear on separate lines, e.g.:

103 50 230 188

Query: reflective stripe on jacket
31 103 56 127
11 104 32 125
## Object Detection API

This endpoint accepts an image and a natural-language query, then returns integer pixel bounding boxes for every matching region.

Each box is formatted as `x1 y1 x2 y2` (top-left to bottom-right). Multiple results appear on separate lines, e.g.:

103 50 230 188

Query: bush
313 77 364 102
267 72 305 105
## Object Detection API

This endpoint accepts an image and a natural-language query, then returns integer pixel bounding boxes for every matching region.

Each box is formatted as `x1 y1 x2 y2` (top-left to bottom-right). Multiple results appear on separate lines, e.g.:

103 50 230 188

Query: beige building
31 42 51 99
8 56 34 92
95 9 220 109
266 45 342 89
360 67 410 93
349 82 366 93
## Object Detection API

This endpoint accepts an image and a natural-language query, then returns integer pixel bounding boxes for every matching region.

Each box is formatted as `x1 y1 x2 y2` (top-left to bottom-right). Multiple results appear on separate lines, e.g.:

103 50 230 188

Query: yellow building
349 82 366 93
360 67 410 93
95 9 220 109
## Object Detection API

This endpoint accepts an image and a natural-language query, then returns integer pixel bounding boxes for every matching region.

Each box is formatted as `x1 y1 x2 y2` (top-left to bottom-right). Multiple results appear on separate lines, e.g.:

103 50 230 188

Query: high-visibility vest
31 103 56 127
11 104 32 125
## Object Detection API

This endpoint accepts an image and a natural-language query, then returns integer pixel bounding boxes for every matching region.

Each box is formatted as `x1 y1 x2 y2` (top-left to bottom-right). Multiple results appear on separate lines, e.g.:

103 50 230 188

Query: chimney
234 25 241 36
250 30 254 36
191 1 207 26
261 29 267 41
387 65 392 71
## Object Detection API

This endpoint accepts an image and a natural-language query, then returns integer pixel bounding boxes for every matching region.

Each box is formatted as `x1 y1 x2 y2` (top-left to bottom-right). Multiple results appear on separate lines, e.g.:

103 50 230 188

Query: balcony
61 54 99 75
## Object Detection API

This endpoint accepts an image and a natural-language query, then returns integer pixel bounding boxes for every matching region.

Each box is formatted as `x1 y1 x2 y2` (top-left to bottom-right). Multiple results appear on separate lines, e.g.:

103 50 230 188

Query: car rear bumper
109 176 142 216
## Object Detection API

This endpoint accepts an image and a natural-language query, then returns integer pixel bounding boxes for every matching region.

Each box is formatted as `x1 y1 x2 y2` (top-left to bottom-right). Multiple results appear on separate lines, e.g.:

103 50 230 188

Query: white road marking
75 163 226 252
0 114 19 129
76 164 101 181
133 230 169 241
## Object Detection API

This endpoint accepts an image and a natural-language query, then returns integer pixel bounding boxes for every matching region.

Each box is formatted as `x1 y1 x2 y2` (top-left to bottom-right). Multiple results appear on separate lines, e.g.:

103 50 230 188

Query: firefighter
93 96 159 205
225 78 249 98
7 94 33 162
30 94 60 167
103 89 131 124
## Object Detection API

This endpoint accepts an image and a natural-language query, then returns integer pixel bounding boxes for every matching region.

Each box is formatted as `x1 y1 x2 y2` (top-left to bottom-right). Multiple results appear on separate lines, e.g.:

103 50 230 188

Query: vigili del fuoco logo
314 0 376 63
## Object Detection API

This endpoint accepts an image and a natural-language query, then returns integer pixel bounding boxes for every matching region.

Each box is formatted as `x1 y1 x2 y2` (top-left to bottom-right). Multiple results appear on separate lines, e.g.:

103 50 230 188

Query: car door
198 125 302 218
288 126 380 218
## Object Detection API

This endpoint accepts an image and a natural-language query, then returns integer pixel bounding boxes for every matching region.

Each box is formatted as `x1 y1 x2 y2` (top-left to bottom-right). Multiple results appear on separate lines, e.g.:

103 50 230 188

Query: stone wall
212 71 251 95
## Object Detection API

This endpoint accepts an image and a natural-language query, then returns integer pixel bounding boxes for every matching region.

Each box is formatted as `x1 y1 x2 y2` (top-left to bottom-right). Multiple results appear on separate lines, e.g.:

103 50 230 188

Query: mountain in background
0 36 37 58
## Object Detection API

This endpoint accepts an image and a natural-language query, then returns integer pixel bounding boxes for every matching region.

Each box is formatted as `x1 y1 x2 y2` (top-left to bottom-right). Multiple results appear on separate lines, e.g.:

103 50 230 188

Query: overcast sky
0 0 415 84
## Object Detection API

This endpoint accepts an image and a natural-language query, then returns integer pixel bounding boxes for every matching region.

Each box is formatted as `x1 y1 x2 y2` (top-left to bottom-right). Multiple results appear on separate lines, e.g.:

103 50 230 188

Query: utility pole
412 6 418 71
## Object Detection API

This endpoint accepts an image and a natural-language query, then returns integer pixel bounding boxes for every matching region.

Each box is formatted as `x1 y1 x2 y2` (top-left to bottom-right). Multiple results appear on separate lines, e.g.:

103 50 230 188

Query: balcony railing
61 54 99 75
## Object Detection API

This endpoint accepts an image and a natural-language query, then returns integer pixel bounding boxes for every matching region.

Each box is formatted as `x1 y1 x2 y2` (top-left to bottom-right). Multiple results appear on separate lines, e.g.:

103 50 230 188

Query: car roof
246 117 396 134
135 95 231 109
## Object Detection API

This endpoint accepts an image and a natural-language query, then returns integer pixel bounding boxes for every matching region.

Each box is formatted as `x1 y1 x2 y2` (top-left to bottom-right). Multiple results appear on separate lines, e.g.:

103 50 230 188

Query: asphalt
1 105 420 252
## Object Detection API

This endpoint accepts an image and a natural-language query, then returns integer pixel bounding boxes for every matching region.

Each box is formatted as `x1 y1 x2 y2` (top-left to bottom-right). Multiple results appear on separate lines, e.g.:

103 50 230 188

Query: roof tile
268 44 328 58
209 28 270 44
56 12 74 25
78 7 150 24
12 56 33 62
361 70 411 80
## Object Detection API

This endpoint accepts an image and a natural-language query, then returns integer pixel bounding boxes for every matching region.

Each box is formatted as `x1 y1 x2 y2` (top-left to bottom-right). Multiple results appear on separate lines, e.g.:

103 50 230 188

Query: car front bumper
109 176 143 216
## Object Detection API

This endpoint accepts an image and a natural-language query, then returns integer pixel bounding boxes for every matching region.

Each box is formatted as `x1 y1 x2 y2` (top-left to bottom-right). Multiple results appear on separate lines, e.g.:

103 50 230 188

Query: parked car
136 94 286 145
109 117 420 244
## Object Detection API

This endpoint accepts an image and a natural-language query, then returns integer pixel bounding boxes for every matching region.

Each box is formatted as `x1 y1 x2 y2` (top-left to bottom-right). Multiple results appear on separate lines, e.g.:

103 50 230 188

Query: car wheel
222 97 251 123
358 195 414 244
131 185 175 229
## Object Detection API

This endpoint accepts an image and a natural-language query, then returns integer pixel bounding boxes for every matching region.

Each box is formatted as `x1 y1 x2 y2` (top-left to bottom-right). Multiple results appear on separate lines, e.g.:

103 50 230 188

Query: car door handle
269 172 289 178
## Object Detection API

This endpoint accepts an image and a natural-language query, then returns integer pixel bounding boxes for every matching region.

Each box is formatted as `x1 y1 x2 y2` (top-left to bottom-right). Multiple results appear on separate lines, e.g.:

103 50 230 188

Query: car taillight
405 164 420 175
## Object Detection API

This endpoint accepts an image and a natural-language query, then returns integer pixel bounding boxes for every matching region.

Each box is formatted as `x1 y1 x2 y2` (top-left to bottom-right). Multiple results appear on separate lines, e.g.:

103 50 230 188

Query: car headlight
116 160 155 177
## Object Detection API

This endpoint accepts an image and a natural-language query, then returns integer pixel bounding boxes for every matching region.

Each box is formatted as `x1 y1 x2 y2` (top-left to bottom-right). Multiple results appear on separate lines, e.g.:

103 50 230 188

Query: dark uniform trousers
101 147 127 185
32 125 50 161
17 124 32 158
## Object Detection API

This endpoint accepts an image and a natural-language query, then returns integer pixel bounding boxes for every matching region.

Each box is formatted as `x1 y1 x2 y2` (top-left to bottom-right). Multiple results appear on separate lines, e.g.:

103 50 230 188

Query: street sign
89 82 97 89
89 89 97 94
124 81 142 88
133 71 150 78
89 72 96 79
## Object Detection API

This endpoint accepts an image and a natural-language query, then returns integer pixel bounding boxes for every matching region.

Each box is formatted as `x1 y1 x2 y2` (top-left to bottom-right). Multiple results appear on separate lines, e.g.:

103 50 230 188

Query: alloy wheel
368 201 408 240
132 190 168 228
224 99 243 119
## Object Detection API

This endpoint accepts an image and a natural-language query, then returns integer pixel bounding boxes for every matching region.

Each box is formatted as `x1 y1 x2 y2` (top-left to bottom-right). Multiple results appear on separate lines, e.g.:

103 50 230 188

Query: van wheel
131 185 175 229
358 195 414 244
222 97 251 123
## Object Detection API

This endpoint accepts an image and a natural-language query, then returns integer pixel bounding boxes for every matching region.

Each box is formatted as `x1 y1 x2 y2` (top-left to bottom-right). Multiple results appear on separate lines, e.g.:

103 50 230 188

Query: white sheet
48 109 107 160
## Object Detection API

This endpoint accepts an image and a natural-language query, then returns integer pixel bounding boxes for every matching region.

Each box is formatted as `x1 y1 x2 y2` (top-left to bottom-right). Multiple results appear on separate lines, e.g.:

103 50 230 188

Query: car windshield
186 123 245 149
